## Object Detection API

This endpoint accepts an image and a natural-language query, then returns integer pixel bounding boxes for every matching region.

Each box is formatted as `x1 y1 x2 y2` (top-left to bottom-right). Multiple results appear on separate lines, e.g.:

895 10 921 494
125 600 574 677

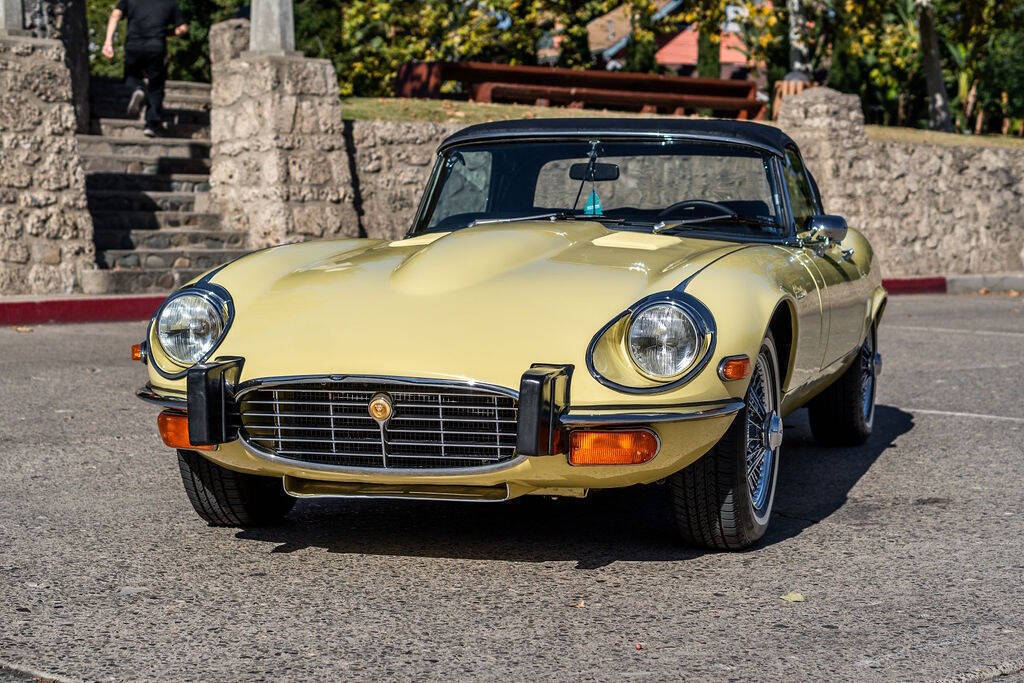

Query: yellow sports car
136 119 885 550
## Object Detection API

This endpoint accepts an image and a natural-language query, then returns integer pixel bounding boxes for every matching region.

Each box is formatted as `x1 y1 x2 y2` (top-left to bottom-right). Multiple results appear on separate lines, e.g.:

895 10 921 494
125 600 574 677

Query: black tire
176 450 295 526
807 328 876 447
668 333 783 550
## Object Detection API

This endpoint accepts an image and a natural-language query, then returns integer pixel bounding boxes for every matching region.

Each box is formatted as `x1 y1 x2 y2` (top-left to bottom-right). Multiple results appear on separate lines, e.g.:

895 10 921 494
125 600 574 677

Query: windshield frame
408 134 796 244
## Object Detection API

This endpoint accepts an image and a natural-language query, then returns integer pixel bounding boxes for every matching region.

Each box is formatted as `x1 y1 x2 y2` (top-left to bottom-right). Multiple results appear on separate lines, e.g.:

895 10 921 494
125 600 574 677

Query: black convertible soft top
439 118 796 156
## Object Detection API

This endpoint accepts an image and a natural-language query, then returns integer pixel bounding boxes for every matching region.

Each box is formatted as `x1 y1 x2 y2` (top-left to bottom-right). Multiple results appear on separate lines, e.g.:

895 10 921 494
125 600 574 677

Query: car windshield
414 139 784 238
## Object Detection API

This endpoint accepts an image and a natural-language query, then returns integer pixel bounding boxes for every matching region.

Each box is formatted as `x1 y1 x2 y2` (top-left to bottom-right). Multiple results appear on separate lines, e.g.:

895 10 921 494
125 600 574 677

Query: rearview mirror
801 214 848 244
569 162 619 182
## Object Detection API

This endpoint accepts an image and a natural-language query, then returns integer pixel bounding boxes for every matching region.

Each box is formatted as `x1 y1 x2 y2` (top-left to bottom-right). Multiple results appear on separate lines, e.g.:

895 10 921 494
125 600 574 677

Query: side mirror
801 215 848 245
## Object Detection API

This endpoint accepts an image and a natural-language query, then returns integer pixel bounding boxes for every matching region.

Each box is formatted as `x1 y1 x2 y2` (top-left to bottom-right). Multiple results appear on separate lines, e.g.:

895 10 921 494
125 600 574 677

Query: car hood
210 221 748 401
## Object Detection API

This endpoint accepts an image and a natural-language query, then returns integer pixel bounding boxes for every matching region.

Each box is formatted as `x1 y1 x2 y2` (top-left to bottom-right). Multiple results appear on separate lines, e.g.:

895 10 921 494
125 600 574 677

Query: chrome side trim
238 433 528 477
560 400 744 427
136 385 187 409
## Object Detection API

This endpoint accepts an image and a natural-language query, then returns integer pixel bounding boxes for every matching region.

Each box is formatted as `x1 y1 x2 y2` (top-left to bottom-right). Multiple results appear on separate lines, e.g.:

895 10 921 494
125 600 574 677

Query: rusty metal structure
395 61 766 120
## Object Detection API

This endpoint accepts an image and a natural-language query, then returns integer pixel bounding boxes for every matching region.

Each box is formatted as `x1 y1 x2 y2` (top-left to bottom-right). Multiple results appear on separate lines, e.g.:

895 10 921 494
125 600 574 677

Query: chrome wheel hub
764 413 783 451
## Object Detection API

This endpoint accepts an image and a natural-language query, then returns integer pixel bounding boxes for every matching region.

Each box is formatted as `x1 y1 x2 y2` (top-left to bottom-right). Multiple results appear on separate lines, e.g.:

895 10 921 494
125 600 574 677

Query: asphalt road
1 294 1023 682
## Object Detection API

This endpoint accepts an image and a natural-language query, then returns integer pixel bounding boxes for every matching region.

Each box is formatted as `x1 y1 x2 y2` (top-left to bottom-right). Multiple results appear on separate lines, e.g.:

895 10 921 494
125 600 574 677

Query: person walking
101 0 188 137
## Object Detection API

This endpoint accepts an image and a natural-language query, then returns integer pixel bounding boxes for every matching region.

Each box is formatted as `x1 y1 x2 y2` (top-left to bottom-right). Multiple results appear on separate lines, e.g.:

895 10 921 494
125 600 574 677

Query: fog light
157 411 214 451
569 430 658 466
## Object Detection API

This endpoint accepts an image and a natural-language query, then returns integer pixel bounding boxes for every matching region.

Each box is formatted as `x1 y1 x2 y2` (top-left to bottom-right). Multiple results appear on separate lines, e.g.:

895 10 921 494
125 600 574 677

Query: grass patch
339 97 651 124
339 98 1024 152
866 124 1024 150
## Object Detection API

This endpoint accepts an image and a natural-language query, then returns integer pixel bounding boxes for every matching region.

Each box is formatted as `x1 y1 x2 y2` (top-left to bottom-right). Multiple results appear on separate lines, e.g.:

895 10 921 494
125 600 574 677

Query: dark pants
124 48 167 126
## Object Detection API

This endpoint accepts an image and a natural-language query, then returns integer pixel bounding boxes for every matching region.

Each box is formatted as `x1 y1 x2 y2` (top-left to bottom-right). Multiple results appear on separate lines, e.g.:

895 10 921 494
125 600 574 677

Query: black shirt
116 0 184 52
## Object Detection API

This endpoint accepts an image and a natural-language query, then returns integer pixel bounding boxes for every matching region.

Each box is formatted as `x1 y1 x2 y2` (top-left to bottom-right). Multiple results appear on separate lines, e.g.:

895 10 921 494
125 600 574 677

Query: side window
782 148 816 230
428 151 492 227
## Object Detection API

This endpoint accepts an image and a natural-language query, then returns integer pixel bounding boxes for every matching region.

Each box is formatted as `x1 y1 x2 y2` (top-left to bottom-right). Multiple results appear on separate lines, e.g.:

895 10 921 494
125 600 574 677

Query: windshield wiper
469 211 577 227
653 213 778 233
469 211 630 227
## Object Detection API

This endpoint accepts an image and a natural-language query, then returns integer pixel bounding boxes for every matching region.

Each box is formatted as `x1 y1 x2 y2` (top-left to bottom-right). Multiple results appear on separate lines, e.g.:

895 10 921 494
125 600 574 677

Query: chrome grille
238 379 519 469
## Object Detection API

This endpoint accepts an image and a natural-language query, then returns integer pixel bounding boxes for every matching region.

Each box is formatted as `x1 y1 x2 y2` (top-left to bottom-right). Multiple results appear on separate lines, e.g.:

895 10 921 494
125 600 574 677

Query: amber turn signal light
718 355 751 381
131 343 143 362
157 411 214 451
569 430 659 466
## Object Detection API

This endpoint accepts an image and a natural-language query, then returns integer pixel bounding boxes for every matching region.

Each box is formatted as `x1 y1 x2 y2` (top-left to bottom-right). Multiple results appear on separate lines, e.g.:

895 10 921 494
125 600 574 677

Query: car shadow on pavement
234 405 913 569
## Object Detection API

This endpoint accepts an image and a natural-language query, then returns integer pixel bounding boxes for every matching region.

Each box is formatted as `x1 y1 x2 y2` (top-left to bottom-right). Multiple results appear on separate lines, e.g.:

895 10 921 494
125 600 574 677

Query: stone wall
210 54 359 248
349 121 461 239
778 87 1024 276
0 35 93 294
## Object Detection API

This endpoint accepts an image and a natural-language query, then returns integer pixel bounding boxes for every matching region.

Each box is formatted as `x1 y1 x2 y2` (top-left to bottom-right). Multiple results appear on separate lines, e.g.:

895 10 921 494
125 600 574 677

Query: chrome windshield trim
136 385 187 409
238 436 528 477
560 401 744 427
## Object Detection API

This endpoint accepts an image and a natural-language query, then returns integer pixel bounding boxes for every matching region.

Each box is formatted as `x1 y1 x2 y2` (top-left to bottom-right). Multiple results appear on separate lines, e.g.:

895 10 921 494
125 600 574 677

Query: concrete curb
882 276 947 294
883 272 1024 295
0 294 164 326
1 272 1022 326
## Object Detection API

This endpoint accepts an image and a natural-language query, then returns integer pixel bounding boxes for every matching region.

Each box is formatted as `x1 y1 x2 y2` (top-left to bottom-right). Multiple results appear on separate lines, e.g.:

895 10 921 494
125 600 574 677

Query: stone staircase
79 79 248 294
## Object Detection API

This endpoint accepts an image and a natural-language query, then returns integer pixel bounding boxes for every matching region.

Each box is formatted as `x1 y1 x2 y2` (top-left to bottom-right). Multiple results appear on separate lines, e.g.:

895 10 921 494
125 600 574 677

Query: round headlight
157 293 225 366
627 303 701 379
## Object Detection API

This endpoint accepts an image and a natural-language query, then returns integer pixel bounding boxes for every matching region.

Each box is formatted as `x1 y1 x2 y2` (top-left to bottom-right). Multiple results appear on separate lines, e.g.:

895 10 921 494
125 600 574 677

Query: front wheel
668 333 783 550
177 450 295 526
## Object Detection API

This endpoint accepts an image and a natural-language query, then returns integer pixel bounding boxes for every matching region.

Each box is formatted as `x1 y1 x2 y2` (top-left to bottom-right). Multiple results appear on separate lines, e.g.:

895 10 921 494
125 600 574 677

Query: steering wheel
657 199 734 220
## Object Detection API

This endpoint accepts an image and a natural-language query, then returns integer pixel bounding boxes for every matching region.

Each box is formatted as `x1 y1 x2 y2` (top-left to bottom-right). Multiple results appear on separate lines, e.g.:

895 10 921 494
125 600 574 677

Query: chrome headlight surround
586 291 716 395
626 300 703 381
149 283 234 379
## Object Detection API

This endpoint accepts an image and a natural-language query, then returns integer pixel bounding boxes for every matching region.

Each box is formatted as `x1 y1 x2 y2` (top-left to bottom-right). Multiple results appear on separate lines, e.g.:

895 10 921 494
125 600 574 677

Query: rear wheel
668 333 783 550
177 450 295 526
808 329 876 446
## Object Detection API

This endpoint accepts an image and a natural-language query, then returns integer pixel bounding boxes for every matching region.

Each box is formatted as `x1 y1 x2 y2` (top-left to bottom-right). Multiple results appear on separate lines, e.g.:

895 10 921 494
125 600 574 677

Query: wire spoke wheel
745 353 779 516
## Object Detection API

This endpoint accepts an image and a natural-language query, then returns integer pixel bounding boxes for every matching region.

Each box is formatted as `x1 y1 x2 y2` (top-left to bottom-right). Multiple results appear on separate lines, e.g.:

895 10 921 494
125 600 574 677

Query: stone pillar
776 86 869 214
248 0 296 55
0 35 94 294
1 0 28 35
209 18 250 66
210 49 359 247
22 0 91 132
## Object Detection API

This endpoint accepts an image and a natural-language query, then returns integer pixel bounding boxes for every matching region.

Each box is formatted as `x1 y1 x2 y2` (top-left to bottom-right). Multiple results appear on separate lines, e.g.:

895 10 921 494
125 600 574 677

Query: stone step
87 190 198 213
101 248 249 271
86 172 210 193
79 153 211 176
89 210 221 232
94 227 246 251
81 267 209 295
90 78 211 118
89 117 210 140
76 135 210 160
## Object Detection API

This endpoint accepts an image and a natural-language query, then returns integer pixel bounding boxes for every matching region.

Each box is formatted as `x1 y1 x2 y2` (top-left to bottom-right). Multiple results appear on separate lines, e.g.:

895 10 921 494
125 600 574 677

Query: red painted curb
882 276 948 295
0 295 166 326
